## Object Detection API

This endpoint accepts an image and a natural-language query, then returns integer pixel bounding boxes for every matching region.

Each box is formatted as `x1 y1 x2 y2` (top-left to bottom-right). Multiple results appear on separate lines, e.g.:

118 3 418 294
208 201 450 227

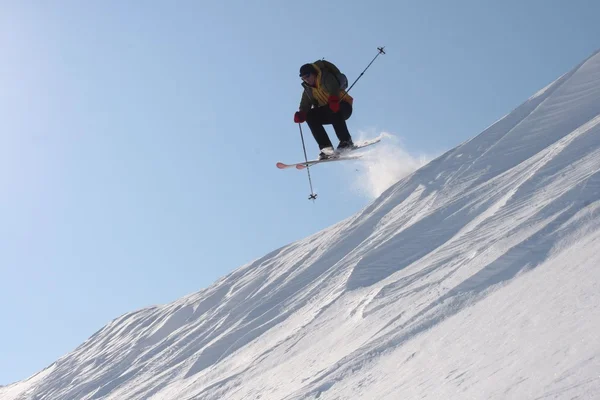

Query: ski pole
298 123 318 200
339 46 386 103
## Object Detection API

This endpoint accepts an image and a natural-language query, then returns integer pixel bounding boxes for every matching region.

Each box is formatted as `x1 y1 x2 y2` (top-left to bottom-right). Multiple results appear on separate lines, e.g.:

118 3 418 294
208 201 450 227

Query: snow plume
348 132 432 199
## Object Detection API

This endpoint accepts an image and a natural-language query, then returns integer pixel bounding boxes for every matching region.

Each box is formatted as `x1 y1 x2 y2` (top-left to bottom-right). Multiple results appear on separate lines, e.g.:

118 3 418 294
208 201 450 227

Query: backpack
320 59 348 91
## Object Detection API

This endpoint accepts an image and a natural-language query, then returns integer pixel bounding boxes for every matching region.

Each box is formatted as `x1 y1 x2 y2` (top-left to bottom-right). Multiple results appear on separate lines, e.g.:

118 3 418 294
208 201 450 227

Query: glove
328 95 340 113
294 111 307 123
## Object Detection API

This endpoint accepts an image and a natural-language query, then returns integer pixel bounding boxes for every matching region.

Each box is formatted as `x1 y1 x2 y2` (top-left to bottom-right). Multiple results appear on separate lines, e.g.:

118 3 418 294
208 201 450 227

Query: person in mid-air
294 60 355 159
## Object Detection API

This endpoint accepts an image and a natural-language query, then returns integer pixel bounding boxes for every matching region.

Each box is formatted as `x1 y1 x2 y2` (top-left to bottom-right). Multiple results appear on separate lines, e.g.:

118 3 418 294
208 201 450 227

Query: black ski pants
306 101 353 150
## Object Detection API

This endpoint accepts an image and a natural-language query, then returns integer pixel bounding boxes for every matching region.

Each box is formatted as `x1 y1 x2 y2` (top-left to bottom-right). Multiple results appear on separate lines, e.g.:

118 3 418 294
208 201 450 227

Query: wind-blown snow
346 132 432 199
3 50 600 400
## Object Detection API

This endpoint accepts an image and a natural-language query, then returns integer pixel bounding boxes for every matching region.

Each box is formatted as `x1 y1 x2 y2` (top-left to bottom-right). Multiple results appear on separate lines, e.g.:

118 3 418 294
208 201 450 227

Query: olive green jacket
299 60 353 112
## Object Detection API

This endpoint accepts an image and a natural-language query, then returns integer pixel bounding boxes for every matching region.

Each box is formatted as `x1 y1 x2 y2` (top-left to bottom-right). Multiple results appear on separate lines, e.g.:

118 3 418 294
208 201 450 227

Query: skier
293 60 355 160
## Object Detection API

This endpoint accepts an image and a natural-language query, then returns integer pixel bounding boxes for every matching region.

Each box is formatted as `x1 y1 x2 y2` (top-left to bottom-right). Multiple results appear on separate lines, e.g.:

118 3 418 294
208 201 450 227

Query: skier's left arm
322 71 342 112
322 70 341 98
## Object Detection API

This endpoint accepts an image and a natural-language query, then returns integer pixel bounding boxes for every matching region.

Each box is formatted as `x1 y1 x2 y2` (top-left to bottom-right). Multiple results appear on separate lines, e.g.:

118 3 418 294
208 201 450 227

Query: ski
277 154 364 170
276 136 381 170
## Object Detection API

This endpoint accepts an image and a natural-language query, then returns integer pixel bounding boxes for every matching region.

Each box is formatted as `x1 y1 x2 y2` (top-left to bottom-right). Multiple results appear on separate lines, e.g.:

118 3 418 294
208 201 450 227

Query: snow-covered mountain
4 50 600 400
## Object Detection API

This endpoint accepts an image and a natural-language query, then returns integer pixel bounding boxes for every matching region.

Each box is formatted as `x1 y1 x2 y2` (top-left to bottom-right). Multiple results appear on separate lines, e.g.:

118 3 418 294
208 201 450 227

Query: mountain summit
3 50 600 399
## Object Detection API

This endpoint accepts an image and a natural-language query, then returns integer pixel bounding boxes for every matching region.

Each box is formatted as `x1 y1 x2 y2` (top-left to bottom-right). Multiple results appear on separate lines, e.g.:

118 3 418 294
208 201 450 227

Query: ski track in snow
3 50 600 400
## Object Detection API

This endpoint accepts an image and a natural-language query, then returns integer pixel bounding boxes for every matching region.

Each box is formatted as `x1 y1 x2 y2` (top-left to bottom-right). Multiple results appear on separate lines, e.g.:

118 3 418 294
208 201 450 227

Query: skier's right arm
294 91 310 123
299 90 312 113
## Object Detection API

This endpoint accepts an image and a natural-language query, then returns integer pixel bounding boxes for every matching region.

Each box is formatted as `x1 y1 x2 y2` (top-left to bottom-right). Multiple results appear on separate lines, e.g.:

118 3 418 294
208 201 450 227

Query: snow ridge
3 50 600 400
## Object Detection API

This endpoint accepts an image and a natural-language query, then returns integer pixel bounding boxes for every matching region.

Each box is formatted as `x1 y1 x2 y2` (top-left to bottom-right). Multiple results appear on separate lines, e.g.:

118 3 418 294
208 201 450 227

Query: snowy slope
3 50 600 400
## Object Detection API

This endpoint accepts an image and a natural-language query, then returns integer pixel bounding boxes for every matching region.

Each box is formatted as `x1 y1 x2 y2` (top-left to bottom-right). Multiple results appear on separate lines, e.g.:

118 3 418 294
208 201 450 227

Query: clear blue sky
1 0 598 385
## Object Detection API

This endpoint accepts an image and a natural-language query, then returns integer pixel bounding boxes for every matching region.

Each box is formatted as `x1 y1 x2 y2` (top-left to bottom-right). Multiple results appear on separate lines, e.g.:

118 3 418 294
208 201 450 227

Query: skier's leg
331 102 353 144
306 107 334 150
